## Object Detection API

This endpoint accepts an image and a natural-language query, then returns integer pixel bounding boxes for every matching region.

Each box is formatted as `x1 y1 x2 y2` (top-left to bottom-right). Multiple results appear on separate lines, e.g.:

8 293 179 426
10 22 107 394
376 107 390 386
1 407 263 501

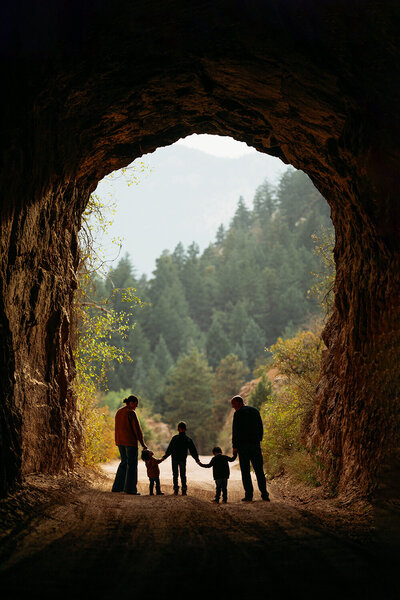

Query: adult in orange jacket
112 395 147 495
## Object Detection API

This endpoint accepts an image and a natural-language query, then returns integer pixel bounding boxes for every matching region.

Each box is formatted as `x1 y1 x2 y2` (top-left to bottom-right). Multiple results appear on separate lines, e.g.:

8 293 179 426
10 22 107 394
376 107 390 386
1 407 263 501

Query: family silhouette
111 394 270 502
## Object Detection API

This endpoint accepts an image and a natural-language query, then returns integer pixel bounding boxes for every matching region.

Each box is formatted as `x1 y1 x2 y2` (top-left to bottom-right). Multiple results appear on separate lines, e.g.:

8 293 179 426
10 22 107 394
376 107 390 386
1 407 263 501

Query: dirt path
0 459 398 600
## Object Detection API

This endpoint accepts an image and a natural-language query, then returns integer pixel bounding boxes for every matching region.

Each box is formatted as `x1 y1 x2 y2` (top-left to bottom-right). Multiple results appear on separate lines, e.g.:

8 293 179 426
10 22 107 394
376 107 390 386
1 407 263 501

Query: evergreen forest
85 166 333 454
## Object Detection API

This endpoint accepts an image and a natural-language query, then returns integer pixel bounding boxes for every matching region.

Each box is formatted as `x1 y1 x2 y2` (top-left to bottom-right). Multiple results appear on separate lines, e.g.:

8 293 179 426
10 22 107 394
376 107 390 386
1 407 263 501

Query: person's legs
155 477 163 494
180 460 187 494
112 446 127 492
214 479 222 501
221 478 228 502
125 446 139 494
172 459 179 493
250 444 269 500
149 478 154 495
238 445 253 500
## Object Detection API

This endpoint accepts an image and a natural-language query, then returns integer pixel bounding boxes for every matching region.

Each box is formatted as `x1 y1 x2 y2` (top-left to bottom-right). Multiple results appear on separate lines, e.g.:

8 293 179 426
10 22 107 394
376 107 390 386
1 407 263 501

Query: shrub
261 388 301 478
261 326 325 485
76 377 117 465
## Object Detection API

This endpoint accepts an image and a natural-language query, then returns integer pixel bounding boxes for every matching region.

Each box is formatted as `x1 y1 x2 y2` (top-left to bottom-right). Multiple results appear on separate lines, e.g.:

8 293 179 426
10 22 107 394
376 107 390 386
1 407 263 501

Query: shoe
173 490 179 495
156 492 164 495
241 497 252 502
222 499 227 503
181 491 187 496
211 499 219 503
149 492 154 496
261 494 270 502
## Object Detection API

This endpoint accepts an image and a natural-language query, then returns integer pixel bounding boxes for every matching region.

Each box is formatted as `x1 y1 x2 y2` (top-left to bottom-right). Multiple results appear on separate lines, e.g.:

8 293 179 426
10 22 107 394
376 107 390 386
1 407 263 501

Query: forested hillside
88 167 332 452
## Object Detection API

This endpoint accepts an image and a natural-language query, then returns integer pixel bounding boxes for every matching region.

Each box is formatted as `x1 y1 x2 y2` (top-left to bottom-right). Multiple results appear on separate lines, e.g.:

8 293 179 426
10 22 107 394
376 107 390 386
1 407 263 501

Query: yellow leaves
261 326 325 481
75 161 150 466
262 388 302 477
268 329 323 382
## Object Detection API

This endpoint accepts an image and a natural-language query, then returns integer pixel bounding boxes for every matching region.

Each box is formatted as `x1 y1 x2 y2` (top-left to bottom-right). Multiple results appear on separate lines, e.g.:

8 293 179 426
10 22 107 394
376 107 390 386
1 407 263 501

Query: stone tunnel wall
0 178 85 494
0 0 399 497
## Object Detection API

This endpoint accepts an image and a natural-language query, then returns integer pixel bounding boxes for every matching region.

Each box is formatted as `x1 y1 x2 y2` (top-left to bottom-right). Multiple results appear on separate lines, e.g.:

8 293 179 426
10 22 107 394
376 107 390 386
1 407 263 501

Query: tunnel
0 0 399 499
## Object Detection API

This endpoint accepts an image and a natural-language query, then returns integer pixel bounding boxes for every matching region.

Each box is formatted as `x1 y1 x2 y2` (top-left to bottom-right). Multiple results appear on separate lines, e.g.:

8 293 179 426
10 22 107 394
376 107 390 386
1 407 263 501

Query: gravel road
0 458 398 600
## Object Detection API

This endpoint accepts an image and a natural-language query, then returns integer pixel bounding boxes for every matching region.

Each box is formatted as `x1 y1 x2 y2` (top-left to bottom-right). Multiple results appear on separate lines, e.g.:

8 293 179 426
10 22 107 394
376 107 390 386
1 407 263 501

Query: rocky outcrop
1 1 399 497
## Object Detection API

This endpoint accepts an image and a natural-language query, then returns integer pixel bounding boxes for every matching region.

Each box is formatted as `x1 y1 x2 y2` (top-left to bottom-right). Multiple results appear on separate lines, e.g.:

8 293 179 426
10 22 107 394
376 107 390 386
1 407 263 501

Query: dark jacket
232 405 263 448
163 432 199 462
201 453 236 480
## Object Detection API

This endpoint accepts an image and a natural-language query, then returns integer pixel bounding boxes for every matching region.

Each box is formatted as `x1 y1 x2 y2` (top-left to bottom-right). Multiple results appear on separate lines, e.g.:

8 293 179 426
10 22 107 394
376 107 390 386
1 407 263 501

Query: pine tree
253 178 277 225
229 301 249 343
242 318 266 370
105 254 137 300
215 223 226 245
154 335 174 376
206 313 231 368
171 241 185 271
212 354 249 430
230 196 251 231
277 167 325 232
147 281 190 359
164 348 214 452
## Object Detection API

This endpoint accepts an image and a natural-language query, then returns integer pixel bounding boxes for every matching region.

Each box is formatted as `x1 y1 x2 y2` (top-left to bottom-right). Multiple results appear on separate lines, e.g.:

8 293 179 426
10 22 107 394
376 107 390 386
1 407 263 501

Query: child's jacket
164 432 199 462
145 456 162 478
202 454 236 480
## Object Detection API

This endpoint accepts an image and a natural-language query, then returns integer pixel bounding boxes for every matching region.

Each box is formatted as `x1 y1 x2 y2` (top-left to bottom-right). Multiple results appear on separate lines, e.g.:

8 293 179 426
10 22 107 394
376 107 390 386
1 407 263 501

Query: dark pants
149 477 161 494
112 445 138 493
237 443 268 500
172 459 187 492
215 478 228 501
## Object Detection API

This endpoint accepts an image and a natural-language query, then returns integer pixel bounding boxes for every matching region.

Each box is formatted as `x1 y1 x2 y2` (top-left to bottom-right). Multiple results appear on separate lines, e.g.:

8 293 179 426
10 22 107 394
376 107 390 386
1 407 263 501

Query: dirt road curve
0 459 398 600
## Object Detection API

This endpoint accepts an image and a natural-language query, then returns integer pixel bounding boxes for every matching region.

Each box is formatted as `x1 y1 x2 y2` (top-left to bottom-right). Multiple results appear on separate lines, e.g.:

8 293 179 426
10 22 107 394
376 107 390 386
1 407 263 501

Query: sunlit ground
101 455 244 484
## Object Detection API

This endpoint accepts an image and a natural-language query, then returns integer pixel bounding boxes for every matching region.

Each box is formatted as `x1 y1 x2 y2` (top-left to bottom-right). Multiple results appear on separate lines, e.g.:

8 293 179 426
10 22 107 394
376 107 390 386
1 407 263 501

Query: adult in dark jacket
231 395 270 502
162 421 200 495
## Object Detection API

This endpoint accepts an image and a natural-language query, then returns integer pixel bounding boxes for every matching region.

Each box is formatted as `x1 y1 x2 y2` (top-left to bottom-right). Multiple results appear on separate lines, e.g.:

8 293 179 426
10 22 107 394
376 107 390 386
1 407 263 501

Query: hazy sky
177 133 257 158
92 135 286 277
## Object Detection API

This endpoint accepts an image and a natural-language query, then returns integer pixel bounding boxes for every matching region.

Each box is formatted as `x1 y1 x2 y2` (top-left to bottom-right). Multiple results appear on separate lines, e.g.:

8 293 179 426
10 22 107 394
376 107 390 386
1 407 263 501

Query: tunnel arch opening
1 1 399 500
79 135 333 474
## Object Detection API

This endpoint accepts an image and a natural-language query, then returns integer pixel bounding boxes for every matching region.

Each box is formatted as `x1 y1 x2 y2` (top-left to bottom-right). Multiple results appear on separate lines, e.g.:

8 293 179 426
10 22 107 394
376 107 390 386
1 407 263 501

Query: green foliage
262 387 302 477
261 325 324 483
78 165 334 459
206 313 231 368
212 354 249 429
165 348 215 453
269 328 324 421
74 165 147 466
248 374 273 411
97 388 133 413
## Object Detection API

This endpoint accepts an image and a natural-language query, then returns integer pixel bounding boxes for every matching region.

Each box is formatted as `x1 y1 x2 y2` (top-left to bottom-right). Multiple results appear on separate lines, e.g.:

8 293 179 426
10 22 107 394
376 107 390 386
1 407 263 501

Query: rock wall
0 0 399 497
0 179 85 495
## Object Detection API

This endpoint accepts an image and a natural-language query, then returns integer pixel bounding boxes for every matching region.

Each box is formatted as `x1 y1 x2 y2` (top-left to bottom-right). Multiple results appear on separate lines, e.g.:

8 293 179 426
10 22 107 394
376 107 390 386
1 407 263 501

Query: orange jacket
114 405 144 447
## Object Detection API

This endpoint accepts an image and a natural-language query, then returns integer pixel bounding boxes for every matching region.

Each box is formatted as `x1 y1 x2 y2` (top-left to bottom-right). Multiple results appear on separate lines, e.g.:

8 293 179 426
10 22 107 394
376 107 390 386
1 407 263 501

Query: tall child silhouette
162 421 200 495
